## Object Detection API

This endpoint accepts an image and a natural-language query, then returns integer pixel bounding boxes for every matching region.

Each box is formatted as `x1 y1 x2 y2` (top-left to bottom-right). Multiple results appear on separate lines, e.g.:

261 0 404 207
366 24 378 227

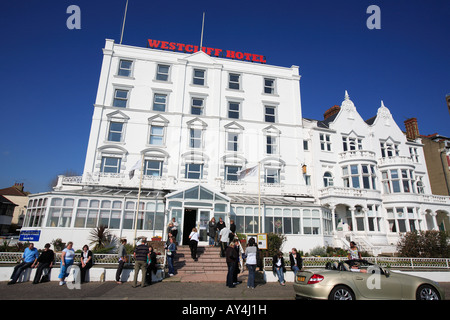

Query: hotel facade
22 39 450 255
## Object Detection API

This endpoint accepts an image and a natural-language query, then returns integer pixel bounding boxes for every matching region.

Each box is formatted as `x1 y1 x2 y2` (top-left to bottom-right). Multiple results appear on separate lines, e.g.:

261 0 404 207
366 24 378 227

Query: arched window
323 172 334 187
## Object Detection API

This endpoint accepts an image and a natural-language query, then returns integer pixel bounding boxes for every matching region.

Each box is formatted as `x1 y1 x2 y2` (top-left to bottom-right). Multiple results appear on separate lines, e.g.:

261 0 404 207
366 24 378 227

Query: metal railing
0 252 166 269
263 256 450 270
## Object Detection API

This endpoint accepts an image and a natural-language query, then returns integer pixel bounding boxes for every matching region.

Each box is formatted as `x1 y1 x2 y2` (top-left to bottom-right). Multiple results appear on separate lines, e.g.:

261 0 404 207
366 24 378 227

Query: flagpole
200 12 205 50
133 153 145 247
119 0 129 44
258 161 261 234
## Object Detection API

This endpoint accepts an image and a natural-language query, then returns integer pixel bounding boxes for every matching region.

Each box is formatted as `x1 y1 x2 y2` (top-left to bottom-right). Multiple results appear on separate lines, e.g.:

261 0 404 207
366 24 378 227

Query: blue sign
19 230 41 242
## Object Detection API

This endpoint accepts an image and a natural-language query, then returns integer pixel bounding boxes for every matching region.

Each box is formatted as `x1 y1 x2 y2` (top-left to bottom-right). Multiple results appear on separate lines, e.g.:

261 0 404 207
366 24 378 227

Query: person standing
208 217 217 247
32 243 54 284
78 245 93 283
245 237 258 289
289 248 303 275
219 226 230 258
116 238 128 284
232 239 243 286
132 238 149 288
189 228 199 261
146 245 157 285
8 242 39 285
216 217 226 232
272 251 286 286
225 242 238 288
229 219 236 243
58 242 75 286
167 236 177 276
171 217 179 242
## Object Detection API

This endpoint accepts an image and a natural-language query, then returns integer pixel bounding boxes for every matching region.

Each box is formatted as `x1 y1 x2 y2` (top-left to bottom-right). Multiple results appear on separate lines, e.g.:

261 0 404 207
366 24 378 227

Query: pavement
1 275 449 301
0 270 297 301
1 277 449 319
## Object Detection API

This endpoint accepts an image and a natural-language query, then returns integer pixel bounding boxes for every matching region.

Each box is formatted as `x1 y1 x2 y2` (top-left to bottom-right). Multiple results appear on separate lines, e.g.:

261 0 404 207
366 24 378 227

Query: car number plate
298 276 306 282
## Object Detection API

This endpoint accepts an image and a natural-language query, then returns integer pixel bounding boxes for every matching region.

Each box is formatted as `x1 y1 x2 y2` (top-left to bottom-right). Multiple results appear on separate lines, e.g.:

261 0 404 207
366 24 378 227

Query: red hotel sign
147 39 267 64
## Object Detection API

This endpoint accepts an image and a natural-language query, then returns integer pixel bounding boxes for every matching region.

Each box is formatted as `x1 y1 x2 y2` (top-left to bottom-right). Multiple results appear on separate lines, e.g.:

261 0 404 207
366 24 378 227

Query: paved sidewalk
0 280 295 300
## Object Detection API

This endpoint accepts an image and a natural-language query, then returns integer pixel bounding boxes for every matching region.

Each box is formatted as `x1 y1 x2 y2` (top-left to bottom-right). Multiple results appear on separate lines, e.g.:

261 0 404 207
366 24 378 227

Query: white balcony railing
319 186 382 199
59 173 177 190
338 150 377 163
378 156 415 168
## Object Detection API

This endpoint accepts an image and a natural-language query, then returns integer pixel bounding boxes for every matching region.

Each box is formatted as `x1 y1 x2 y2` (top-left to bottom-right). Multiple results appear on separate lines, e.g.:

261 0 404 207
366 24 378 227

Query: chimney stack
323 105 341 120
404 118 420 140
13 183 24 192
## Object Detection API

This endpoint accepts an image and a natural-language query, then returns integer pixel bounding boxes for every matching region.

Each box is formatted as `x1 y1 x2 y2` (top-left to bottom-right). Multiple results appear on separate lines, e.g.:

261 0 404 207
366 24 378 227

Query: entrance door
198 210 211 245
183 208 197 245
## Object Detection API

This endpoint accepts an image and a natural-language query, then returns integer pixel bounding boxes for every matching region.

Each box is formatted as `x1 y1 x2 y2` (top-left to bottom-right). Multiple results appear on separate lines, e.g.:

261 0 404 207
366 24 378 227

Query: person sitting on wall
32 243 54 284
78 245 93 283
8 243 39 285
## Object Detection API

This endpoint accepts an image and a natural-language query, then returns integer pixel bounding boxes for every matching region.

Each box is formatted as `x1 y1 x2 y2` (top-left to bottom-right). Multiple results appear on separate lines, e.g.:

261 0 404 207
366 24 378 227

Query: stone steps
172 246 228 274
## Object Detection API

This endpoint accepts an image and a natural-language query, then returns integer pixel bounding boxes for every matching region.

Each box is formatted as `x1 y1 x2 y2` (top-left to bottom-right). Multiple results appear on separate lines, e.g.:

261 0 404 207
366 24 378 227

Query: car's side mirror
383 268 390 277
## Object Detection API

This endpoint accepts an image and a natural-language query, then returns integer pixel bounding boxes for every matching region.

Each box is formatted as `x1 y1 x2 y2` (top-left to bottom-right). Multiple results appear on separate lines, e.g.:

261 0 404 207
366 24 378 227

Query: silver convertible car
294 259 445 300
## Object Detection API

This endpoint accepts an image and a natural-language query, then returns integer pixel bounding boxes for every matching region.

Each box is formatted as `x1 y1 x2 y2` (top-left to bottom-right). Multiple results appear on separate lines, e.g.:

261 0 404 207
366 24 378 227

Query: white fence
263 256 450 270
0 252 166 269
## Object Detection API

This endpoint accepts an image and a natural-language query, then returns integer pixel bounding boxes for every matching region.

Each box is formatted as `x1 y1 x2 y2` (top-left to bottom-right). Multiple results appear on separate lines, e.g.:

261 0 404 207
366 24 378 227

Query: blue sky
0 0 449 194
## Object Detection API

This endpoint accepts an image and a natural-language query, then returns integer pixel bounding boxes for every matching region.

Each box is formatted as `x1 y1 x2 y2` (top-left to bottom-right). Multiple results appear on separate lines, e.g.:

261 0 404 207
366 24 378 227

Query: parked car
294 259 445 300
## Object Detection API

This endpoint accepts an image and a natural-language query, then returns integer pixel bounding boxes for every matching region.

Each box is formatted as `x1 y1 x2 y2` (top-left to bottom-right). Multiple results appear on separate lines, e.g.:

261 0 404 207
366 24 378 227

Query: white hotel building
22 39 450 255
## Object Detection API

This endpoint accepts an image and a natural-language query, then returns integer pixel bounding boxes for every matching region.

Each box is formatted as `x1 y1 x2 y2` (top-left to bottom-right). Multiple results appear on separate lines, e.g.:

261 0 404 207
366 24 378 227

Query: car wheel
329 285 355 300
416 285 441 300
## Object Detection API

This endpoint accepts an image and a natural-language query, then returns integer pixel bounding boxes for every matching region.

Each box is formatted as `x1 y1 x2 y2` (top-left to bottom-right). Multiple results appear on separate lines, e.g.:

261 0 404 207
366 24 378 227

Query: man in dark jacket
225 242 238 288
32 243 54 284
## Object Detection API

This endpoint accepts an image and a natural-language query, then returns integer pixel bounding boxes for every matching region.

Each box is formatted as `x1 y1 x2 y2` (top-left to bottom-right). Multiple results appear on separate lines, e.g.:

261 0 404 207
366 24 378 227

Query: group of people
7 225 363 288
116 236 176 287
271 248 303 286
7 241 93 286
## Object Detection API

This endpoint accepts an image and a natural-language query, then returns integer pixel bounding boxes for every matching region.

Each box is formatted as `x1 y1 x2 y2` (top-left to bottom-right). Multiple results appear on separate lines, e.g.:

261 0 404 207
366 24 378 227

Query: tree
397 231 450 258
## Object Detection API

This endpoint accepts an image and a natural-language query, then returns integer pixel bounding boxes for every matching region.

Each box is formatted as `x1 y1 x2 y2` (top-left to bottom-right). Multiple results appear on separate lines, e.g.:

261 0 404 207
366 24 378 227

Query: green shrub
398 230 450 258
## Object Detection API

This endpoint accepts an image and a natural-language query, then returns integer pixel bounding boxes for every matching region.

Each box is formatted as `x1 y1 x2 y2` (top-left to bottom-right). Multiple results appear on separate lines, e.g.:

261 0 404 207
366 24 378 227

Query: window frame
228 101 240 119
225 165 241 181
149 125 165 146
107 121 125 143
228 73 241 90
320 133 332 151
113 89 129 108
153 93 168 112
266 135 278 155
100 157 122 174
265 168 280 184
185 163 204 180
193 69 206 86
191 97 205 115
264 105 276 123
144 159 164 177
118 59 133 77
156 64 170 82
263 78 275 95
189 128 203 149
